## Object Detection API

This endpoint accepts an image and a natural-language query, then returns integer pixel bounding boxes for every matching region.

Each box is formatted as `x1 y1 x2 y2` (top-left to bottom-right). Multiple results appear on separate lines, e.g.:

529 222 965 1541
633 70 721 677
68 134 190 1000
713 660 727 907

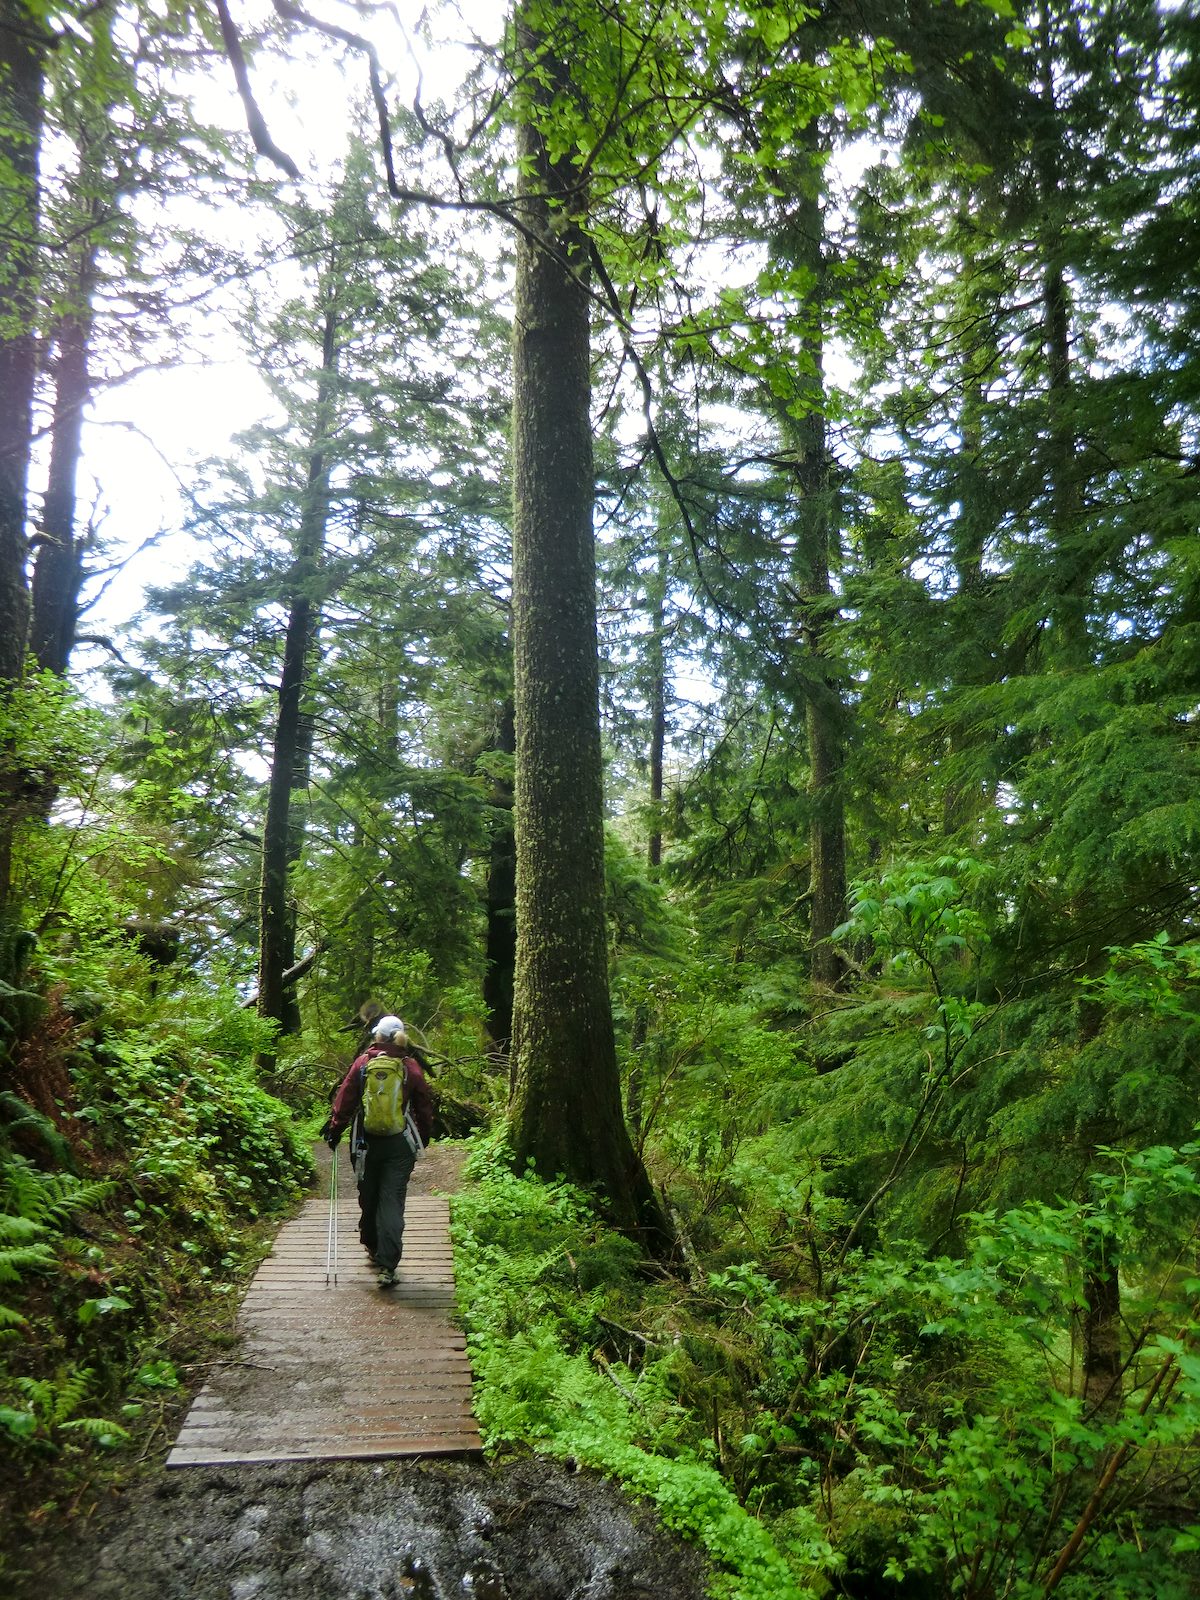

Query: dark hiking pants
358 1132 417 1272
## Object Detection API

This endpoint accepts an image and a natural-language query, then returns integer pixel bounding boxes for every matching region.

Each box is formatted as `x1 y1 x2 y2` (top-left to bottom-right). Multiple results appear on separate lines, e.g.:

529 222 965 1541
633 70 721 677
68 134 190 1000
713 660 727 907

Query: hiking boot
376 1267 396 1289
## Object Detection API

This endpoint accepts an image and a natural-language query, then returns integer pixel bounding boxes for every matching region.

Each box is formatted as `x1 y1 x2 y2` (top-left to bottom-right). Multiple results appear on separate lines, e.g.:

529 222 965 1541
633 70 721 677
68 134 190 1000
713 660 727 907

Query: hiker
324 1003 438 1186
324 1015 435 1289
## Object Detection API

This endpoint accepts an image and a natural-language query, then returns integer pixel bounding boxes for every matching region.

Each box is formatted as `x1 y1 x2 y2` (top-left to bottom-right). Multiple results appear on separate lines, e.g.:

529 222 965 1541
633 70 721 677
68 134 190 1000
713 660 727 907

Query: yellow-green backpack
360 1054 409 1135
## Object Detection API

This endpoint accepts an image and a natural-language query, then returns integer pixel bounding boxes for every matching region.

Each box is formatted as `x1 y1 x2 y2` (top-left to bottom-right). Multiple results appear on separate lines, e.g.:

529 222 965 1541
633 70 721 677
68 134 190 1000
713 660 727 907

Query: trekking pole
325 1140 339 1287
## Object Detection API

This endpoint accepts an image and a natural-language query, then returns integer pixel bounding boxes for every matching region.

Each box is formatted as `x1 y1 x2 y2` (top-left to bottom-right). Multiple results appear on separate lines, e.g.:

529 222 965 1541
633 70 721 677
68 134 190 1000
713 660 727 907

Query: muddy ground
6 1453 711 1600
4 1145 711 1600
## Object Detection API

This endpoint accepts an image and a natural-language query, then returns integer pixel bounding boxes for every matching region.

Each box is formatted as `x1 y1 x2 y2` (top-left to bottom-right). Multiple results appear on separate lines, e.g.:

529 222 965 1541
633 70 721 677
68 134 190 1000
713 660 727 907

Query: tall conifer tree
506 1 669 1247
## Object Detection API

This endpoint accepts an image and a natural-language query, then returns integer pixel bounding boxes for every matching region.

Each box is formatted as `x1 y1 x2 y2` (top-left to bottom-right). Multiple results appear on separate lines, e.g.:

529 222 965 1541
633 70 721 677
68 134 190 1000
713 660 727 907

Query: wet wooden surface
167 1145 482 1466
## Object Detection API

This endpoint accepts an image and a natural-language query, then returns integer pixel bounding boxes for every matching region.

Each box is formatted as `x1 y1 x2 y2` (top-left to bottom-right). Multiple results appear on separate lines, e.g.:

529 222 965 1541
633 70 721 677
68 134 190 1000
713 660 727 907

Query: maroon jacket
329 1042 435 1145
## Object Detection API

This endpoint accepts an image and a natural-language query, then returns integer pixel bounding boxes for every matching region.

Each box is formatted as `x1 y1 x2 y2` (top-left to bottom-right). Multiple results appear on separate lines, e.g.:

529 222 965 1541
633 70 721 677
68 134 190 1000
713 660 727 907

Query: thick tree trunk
797 415 847 989
805 686 846 988
0 2 40 688
507 7 670 1251
256 302 338 1065
483 696 516 1057
0 2 44 920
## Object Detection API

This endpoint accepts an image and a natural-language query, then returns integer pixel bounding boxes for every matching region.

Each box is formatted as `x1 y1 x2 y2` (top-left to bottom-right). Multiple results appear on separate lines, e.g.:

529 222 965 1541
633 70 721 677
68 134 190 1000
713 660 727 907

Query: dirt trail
6 1146 710 1600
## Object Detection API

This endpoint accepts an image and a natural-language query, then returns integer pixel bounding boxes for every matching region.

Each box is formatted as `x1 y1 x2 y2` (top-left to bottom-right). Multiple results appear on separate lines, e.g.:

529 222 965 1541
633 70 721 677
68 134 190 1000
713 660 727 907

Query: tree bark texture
646 554 667 871
0 0 44 917
257 301 338 1061
506 8 670 1250
775 137 847 989
483 696 516 1056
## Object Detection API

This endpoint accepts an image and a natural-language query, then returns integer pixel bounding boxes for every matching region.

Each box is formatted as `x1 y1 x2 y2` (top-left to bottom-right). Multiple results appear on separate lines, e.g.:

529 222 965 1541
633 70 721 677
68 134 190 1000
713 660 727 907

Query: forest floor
4 1144 711 1600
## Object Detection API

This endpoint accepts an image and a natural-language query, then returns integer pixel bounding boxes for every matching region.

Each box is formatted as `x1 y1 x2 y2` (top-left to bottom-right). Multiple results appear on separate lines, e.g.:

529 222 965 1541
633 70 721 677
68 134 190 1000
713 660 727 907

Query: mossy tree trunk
0 1 43 919
483 695 516 1058
30 231 97 678
506 5 670 1252
29 10 113 684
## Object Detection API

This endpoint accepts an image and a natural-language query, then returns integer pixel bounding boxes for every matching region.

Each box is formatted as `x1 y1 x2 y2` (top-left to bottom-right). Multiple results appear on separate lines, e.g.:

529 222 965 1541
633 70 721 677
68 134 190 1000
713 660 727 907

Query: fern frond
15 1375 53 1418
0 1091 74 1166
38 1172 113 1226
0 1212 44 1243
52 1367 93 1426
0 1241 56 1283
17 1366 96 1426
0 1155 48 1224
0 1154 111 1228
61 1415 130 1447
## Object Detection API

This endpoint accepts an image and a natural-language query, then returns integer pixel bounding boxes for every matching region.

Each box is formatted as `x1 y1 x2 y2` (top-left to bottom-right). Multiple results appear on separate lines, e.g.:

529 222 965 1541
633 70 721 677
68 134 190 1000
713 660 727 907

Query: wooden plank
188 1393 476 1418
175 1415 481 1441
179 1411 478 1438
252 1268 455 1279
166 1434 483 1467
237 1329 468 1347
168 1144 481 1467
245 1280 456 1293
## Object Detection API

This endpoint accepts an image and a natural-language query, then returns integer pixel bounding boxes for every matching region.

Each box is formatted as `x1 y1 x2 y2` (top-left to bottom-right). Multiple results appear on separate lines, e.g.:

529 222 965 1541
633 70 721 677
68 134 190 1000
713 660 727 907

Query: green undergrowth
451 1129 818 1600
0 948 313 1549
452 1127 1200 1600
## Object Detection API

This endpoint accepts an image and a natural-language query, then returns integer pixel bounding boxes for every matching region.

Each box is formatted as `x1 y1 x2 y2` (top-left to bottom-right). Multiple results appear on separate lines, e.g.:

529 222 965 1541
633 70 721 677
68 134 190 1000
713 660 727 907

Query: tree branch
212 0 301 178
240 941 325 1009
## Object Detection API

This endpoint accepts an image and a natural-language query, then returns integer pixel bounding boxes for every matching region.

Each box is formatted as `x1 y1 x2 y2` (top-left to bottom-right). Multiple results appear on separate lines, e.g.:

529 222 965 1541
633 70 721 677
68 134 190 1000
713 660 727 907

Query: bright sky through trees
66 0 507 656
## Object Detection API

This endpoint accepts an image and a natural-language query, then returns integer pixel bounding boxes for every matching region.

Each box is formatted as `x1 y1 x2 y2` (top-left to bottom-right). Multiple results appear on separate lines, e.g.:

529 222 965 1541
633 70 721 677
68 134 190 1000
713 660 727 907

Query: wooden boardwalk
167 1145 482 1466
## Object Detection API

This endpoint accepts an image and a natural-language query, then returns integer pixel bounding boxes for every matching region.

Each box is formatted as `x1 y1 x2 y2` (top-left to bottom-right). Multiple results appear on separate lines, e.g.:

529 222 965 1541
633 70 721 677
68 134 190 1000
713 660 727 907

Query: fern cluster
0 942 312 1505
0 1156 112 1331
452 1134 815 1600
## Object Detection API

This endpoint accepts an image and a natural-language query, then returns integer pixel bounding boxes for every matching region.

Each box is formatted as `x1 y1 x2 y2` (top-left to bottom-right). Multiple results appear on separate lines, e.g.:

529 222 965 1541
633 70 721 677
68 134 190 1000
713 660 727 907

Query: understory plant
454 1117 1200 1600
452 1129 822 1600
710 1148 1200 1599
0 959 311 1526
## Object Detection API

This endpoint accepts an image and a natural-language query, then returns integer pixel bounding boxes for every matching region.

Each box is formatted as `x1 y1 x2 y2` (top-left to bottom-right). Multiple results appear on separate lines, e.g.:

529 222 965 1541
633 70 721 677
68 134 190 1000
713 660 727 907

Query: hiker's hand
324 1125 342 1150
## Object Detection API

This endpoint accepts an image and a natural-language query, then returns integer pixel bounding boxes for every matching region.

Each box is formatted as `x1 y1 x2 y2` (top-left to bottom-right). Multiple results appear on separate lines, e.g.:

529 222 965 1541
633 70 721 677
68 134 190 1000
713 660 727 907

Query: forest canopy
1 0 1198 1594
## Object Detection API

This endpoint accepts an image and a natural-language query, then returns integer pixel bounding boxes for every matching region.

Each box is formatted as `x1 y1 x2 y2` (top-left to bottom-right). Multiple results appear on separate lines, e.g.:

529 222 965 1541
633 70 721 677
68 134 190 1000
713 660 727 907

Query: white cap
372 1014 407 1043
